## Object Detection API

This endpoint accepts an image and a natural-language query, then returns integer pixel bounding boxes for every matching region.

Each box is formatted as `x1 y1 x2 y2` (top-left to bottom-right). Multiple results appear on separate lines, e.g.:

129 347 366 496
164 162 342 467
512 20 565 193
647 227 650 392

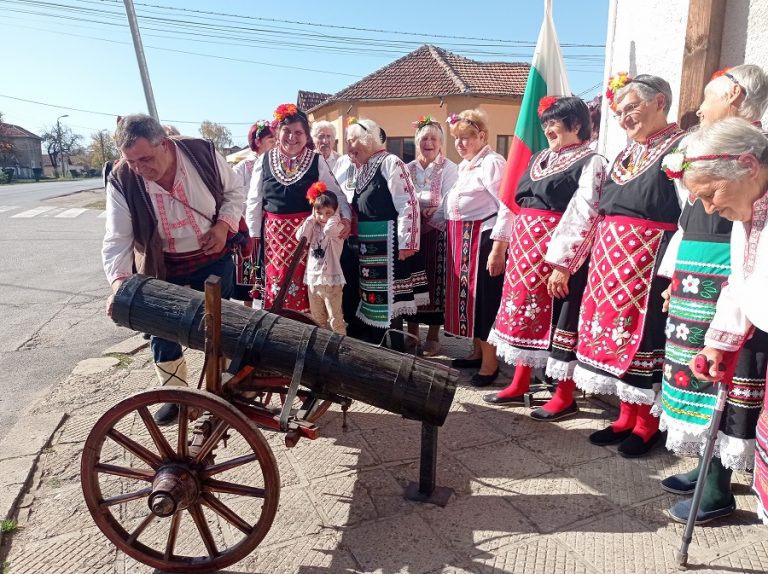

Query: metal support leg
404 423 453 506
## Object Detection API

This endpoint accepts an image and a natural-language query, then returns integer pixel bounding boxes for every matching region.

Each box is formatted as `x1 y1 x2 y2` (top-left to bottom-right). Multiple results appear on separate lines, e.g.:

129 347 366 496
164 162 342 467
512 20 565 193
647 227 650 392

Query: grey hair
615 74 673 113
683 117 768 183
710 64 768 121
115 114 166 148
414 122 445 149
346 118 386 152
311 120 336 140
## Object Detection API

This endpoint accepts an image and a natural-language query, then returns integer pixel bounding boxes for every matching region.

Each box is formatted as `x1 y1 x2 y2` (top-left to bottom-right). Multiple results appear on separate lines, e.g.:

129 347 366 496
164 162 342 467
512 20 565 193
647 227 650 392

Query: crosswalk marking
0 205 18 213
98 210 107 219
55 208 89 218
11 206 57 218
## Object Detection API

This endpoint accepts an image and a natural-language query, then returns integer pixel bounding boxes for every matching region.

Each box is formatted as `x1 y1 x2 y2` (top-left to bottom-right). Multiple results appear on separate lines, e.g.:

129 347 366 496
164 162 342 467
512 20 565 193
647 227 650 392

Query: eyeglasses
723 72 748 96
613 101 646 120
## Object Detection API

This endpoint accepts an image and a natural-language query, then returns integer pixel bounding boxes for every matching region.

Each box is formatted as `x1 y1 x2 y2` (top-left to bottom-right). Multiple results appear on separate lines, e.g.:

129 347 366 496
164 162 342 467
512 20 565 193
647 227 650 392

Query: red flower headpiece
606 72 632 111
306 181 327 204
537 96 558 118
710 67 732 81
273 103 299 123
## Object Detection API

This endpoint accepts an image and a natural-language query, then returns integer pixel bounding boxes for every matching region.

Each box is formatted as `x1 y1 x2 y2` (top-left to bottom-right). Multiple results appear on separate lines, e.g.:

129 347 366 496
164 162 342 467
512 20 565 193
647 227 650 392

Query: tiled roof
316 45 529 109
0 122 41 139
297 90 333 112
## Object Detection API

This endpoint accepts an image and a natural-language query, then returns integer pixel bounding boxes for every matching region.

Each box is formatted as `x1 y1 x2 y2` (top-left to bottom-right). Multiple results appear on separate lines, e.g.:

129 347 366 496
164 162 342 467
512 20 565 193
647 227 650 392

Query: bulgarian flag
499 0 571 211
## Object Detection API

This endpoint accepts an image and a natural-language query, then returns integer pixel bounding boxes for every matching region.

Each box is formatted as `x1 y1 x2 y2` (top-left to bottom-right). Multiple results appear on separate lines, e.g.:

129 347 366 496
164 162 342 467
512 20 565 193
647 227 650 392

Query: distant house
0 122 43 179
306 44 529 163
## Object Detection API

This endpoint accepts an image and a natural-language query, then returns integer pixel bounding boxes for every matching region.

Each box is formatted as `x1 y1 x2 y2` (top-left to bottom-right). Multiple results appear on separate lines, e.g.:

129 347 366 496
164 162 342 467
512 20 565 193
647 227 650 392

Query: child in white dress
295 183 347 334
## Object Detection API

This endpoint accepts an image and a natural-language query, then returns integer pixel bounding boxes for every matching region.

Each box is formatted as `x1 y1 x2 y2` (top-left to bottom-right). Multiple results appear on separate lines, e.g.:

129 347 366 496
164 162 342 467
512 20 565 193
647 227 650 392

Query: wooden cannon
81 274 458 573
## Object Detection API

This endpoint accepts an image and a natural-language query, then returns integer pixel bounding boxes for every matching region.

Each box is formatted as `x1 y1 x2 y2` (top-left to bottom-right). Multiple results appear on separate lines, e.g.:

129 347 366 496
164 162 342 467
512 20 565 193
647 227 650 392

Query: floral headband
306 181 328 204
446 113 481 132
661 149 741 180
347 116 368 131
412 115 441 132
251 120 272 139
537 96 558 118
273 103 301 124
711 67 748 96
606 72 632 111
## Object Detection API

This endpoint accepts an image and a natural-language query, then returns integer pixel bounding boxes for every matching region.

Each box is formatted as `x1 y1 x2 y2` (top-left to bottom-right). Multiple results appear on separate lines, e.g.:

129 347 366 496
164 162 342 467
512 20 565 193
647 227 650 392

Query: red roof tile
318 45 529 108
0 122 41 139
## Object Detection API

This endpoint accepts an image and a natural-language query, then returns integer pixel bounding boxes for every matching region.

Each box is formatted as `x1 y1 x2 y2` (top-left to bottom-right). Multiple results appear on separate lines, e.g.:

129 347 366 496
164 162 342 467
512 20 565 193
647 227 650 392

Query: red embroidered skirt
489 208 561 366
576 215 676 378
445 219 484 338
756 378 768 524
263 211 310 312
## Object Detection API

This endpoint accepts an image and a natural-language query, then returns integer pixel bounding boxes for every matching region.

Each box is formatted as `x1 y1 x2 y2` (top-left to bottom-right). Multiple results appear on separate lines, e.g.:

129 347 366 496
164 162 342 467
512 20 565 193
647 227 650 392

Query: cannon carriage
80 266 458 572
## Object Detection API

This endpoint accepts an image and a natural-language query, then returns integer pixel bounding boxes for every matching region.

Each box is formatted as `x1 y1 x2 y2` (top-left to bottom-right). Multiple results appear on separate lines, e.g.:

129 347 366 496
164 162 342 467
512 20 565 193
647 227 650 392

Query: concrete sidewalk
1 332 766 574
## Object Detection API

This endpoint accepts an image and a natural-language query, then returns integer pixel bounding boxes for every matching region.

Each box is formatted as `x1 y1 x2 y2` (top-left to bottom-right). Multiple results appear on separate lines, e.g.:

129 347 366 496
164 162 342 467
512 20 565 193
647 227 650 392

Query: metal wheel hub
148 464 200 518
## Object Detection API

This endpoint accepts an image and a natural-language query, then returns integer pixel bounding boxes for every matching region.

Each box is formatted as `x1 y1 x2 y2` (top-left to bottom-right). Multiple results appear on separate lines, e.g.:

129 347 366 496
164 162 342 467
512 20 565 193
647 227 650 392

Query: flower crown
273 103 299 123
306 181 328 204
412 115 440 131
347 116 368 131
537 96 558 118
606 72 632 111
252 120 272 138
661 149 741 180
446 113 481 132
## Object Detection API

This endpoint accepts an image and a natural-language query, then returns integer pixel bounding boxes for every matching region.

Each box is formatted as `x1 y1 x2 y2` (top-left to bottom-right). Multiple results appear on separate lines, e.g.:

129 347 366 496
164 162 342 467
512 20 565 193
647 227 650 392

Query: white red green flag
499 0 571 211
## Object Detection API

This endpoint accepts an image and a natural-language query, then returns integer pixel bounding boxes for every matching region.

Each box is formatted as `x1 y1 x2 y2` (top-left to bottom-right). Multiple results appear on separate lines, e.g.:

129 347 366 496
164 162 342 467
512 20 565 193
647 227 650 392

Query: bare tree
199 120 232 154
0 111 16 167
41 122 82 177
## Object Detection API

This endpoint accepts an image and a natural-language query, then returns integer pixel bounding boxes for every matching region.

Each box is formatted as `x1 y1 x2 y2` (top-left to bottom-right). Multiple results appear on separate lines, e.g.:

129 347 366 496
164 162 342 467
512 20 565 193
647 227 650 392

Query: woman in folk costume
245 103 351 311
433 109 507 386
483 96 608 421
344 117 428 341
574 74 686 457
655 65 768 524
681 118 768 525
405 115 458 356
233 120 276 191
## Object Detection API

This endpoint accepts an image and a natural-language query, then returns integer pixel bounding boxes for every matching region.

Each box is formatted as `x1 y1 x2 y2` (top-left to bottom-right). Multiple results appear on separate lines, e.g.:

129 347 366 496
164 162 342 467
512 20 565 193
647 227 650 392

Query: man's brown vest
108 137 224 279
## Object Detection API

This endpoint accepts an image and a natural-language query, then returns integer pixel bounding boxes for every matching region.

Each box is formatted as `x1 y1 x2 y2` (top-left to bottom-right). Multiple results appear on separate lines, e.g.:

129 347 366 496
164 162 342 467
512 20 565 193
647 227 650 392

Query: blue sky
0 0 608 147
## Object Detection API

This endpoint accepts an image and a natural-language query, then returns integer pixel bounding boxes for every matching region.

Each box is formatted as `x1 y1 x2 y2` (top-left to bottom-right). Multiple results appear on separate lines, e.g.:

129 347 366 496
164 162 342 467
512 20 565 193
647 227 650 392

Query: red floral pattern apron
263 211 310 312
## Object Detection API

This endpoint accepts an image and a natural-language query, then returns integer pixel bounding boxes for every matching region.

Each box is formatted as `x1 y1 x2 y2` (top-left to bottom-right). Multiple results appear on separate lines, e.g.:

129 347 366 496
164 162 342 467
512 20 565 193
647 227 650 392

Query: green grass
1 560 9 573
47 478 62 489
84 199 107 210
0 519 17 534
104 352 133 369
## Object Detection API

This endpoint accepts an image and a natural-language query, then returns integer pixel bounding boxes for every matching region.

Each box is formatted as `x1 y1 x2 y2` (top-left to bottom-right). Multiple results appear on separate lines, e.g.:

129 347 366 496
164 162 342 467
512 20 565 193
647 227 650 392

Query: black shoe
143 332 151 340
668 496 736 524
470 368 500 387
482 392 526 405
154 403 179 426
452 357 483 369
618 430 666 458
530 401 579 421
661 473 698 495
589 426 633 446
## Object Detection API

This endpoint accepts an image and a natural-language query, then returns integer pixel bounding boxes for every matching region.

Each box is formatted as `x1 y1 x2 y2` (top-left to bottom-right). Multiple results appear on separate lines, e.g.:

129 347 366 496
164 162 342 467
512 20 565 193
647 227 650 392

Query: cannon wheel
81 387 280 573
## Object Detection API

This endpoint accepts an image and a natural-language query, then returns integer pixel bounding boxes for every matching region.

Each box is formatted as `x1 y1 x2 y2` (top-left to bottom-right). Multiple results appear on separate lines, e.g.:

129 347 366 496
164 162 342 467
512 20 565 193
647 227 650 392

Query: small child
295 182 347 334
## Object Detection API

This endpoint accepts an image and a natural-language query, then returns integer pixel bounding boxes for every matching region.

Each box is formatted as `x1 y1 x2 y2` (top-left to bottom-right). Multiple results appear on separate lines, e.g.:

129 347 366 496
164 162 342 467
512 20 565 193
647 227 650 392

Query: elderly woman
573 74 686 457
433 109 506 385
404 115 458 356
483 97 608 421
344 117 427 340
233 120 275 190
656 65 768 524
661 119 768 524
246 104 351 312
311 120 341 172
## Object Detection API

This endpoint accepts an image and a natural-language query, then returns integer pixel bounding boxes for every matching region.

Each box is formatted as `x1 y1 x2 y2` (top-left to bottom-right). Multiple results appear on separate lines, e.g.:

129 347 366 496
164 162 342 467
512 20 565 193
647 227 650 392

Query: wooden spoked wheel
81 387 280 573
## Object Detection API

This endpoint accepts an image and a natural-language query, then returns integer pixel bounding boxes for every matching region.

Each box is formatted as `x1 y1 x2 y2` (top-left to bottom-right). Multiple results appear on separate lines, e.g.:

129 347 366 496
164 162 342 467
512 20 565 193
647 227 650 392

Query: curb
0 334 149 544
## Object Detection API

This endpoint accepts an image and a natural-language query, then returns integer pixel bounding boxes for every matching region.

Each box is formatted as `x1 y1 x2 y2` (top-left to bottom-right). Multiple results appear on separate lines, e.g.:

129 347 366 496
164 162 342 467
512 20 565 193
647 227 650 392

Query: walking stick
675 354 728 567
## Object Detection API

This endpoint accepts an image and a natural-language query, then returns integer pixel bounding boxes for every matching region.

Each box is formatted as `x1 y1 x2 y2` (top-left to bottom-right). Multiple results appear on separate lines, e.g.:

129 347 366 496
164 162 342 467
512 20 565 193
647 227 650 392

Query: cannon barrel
112 275 458 426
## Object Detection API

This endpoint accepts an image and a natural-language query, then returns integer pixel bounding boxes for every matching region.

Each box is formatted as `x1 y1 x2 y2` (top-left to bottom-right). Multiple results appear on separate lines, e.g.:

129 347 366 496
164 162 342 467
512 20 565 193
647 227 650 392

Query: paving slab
71 356 120 375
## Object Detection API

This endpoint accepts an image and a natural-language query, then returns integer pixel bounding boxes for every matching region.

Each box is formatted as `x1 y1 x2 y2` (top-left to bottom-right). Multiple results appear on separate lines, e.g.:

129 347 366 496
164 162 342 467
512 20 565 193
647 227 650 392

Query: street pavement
1 329 767 574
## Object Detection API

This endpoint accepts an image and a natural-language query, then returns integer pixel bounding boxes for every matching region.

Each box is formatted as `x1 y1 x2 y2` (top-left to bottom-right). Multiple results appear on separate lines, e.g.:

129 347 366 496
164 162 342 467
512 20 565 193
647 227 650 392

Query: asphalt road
0 180 130 442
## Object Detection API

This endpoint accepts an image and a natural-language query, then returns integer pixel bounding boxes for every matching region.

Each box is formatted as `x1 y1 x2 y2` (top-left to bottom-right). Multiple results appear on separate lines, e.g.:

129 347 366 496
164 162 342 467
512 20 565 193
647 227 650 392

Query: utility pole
123 0 159 120
56 114 68 179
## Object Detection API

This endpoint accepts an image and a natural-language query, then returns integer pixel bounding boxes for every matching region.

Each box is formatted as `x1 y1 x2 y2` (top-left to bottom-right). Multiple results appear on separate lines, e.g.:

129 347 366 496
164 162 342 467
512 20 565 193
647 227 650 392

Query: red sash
756 392 768 524
263 212 310 312
445 219 483 337
492 208 561 350
576 215 676 376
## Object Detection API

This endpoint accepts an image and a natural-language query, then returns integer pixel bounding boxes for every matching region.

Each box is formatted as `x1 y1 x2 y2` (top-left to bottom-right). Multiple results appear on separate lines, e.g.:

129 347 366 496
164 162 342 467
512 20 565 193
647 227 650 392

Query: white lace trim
546 357 576 381
660 422 756 471
573 365 655 405
488 334 550 368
